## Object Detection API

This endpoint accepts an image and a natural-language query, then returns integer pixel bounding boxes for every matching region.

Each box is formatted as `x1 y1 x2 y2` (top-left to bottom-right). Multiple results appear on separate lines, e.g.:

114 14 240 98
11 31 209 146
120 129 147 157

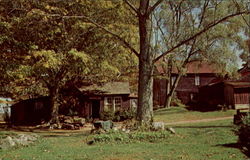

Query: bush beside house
235 114 250 156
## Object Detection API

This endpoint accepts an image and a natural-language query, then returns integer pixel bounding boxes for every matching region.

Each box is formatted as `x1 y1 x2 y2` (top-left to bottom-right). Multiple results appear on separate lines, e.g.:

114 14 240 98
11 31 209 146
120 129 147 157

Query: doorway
92 100 100 118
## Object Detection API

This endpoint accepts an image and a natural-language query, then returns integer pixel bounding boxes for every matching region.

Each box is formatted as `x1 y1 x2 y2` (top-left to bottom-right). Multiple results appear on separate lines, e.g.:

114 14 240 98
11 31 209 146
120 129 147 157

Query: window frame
195 75 200 86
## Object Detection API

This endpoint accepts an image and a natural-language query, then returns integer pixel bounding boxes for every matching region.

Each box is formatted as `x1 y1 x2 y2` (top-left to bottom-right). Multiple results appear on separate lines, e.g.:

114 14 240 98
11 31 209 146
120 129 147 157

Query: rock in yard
0 134 39 150
167 127 176 134
73 116 85 126
62 123 76 130
94 121 113 131
15 134 39 146
151 122 165 131
0 136 16 150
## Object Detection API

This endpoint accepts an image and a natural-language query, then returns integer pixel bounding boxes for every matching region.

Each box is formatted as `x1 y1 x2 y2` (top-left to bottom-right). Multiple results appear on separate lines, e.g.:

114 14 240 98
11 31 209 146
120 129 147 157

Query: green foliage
0 118 247 159
0 0 138 99
235 114 250 155
100 110 136 122
92 130 170 144
170 97 185 107
100 111 115 121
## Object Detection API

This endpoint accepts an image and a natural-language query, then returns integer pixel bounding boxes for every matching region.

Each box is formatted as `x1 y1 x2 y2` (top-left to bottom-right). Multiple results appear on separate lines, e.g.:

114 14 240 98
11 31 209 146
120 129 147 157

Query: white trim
195 75 200 86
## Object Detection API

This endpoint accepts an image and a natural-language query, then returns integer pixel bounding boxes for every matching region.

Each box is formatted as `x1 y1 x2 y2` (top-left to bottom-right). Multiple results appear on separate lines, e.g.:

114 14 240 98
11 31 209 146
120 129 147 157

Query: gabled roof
78 82 130 95
155 61 220 74
225 81 250 88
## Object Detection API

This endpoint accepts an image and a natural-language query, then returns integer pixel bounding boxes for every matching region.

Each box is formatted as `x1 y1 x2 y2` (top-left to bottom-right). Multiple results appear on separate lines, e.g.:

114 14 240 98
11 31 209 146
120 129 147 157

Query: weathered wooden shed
11 96 50 125
224 82 250 109
199 81 250 109
76 82 135 119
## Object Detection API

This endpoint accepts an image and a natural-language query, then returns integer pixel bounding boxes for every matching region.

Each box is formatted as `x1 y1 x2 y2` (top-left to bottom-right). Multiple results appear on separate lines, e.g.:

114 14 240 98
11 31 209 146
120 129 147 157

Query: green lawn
154 107 235 123
0 108 247 160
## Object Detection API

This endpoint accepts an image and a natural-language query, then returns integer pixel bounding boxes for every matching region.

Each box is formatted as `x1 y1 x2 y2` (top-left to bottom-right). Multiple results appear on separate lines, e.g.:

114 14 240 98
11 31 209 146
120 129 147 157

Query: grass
154 107 235 123
0 108 247 160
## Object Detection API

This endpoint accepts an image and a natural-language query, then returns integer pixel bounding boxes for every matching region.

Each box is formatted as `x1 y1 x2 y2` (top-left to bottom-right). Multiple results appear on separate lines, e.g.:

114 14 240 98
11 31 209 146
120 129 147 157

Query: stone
0 134 39 150
0 136 16 150
151 122 165 131
73 117 85 126
62 123 75 130
167 127 176 134
94 120 113 131
64 118 74 124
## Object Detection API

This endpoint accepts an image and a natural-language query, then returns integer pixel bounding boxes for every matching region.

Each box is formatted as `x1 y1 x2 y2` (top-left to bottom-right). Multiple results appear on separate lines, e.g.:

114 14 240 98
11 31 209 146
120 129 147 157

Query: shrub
100 111 115 121
171 97 185 107
91 130 170 144
100 110 136 122
235 114 250 155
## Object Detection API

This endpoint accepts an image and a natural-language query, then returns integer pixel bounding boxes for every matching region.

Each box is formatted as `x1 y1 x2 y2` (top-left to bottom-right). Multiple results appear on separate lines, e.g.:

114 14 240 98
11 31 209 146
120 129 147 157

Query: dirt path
165 116 233 125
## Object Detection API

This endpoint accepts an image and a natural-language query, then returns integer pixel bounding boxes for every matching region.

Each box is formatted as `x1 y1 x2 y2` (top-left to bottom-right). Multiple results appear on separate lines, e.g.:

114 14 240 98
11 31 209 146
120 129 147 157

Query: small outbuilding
11 96 50 125
75 82 136 119
199 81 250 109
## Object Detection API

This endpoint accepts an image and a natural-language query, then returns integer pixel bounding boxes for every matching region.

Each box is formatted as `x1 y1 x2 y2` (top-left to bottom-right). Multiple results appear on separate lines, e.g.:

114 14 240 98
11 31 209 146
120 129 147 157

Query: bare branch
231 0 250 27
124 0 138 15
72 15 139 57
154 10 250 63
148 0 164 15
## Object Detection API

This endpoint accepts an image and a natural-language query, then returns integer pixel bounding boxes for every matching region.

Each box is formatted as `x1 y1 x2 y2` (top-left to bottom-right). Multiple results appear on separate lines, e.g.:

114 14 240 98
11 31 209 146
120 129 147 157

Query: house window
104 97 122 112
114 97 122 111
195 75 200 86
105 97 113 111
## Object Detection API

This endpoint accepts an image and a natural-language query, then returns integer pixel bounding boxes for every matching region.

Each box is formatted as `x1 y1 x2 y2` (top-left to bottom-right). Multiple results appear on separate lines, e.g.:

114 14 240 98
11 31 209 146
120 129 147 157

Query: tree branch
43 14 139 57
148 0 164 15
124 0 138 15
154 10 250 63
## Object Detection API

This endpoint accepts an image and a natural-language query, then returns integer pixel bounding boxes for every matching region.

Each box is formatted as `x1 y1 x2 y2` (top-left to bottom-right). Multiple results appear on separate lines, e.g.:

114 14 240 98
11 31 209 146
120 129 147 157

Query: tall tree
152 0 250 107
1 0 249 125
0 0 138 123
124 0 249 124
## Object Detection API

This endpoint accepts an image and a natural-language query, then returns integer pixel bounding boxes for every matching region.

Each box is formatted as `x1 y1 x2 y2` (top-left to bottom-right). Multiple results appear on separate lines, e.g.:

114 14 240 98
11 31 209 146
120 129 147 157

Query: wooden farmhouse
154 61 220 106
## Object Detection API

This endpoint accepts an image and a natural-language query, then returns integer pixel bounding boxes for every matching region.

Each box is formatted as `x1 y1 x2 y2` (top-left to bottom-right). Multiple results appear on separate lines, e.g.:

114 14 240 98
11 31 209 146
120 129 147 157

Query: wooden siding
224 84 235 108
11 97 50 125
79 94 131 118
153 79 167 106
174 73 217 104
234 88 250 105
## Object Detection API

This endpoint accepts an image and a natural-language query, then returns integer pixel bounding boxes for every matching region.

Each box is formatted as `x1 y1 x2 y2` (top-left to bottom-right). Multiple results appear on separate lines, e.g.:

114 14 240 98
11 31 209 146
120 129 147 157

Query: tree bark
136 1 154 125
48 86 59 124
164 74 182 108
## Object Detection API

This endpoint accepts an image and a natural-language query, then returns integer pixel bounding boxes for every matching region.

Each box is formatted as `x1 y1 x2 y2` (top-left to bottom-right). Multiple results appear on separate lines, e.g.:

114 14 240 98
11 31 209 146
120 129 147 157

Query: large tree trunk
136 1 154 125
48 86 59 124
164 74 182 108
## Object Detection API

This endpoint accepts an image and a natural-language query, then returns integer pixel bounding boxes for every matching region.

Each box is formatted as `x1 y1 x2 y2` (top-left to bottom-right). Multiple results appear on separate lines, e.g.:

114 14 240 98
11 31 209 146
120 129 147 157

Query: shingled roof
78 82 130 95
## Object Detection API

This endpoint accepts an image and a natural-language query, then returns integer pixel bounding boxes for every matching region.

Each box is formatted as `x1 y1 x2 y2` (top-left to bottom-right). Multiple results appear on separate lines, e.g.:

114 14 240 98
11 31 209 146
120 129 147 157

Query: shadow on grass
0 124 90 138
216 143 250 158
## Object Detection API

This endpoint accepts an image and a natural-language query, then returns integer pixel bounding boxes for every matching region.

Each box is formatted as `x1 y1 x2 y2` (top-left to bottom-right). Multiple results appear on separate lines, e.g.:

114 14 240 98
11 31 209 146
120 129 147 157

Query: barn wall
11 97 50 125
198 83 224 106
153 79 167 107
176 73 217 104
234 88 250 105
224 85 234 108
